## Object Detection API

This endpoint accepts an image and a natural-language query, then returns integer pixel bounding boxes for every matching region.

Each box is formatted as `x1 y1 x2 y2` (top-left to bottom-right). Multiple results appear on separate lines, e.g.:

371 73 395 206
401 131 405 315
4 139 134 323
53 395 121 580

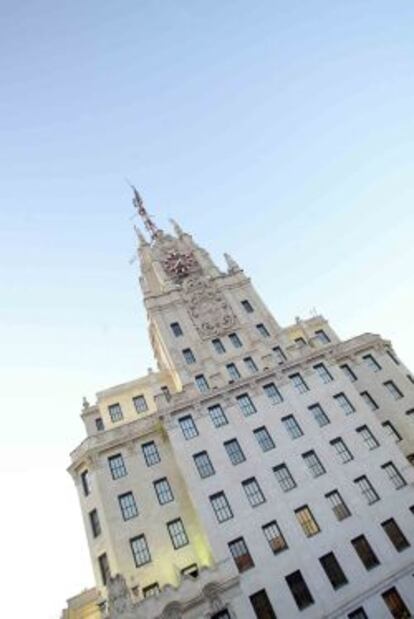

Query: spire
129 184 161 241
134 224 148 247
169 218 184 237
224 252 242 273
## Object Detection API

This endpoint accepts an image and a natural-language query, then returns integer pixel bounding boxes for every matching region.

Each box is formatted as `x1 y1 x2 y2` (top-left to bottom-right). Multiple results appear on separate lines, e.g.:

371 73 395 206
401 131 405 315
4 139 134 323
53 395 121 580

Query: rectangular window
302 450 325 478
181 564 198 578
382 421 402 442
208 404 228 427
236 393 257 416
108 454 127 480
262 520 287 554
210 492 233 523
290 373 309 394
98 553 110 585
81 470 90 496
212 338 226 354
89 509 101 538
282 415 303 439
273 346 286 363
170 321 183 337
348 609 368 619
363 354 382 372
241 299 254 313
381 518 410 552
315 329 331 344
257 323 270 337
340 364 357 382
351 535 380 570
244 356 258 373
193 451 215 478
295 505 320 537
179 415 198 440
153 477 174 505
108 403 123 422
141 441 160 466
382 587 410 618
308 403 330 427
133 395 148 413
354 476 380 505
263 382 283 404
319 552 348 590
406 408 414 418
295 336 306 348
407 374 414 385
227 363 241 380
242 477 266 507
250 589 277 619
273 464 296 492
228 537 254 572
130 535 151 567
334 392 355 415
143 583 160 598
167 518 189 549
95 417 104 431
330 437 353 463
325 490 351 521
386 349 400 365
314 363 334 384
382 462 406 490
357 425 379 450
161 385 171 401
253 426 275 452
182 348 196 364
360 391 378 411
195 374 209 393
224 438 246 465
229 332 243 348
118 492 138 520
384 380 404 400
285 570 314 610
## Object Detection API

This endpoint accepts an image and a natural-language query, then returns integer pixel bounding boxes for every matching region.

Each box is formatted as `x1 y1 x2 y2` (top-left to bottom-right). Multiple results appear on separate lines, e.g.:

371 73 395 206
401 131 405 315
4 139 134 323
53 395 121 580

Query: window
195 374 209 393
384 380 404 400
244 356 258 373
250 589 277 619
193 451 215 478
363 354 382 372
381 518 410 552
98 553 110 585
108 403 123 422
95 417 104 431
273 346 286 363
212 338 226 354
340 364 357 382
386 349 400 365
290 373 309 394
181 563 198 578
325 490 351 521
228 537 254 572
81 470 90 496
118 492 138 520
330 437 353 463
334 393 355 415
356 425 379 450
167 518 189 549
302 450 325 478
382 462 406 489
241 299 254 313
210 492 233 523
142 441 160 466
354 475 380 504
282 415 303 439
130 535 151 567
295 336 306 347
154 478 174 505
407 374 414 385
295 505 320 537
348 608 368 619
236 393 256 416
89 509 101 538
256 323 270 337
143 583 160 598
133 395 148 413
273 464 296 492
253 426 275 452
382 587 411 618
224 438 246 465
319 552 348 590
351 535 380 570
161 386 171 402
208 404 228 428
382 421 402 442
211 612 231 619
170 321 183 337
179 415 198 440
315 329 331 344
308 403 330 427
285 570 314 610
406 408 414 419
229 332 243 348
242 477 265 507
360 391 378 411
227 363 241 380
262 520 287 554
108 454 127 480
182 348 196 364
314 363 333 384
263 382 283 404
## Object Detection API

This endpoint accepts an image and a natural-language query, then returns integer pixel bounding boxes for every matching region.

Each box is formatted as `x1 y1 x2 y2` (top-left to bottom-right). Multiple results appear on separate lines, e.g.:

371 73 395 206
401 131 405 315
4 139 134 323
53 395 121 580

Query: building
65 190 414 619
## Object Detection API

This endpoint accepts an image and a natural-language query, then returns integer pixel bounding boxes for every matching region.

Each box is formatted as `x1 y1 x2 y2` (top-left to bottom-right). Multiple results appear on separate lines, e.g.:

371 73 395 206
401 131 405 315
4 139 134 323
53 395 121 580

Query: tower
65 192 414 619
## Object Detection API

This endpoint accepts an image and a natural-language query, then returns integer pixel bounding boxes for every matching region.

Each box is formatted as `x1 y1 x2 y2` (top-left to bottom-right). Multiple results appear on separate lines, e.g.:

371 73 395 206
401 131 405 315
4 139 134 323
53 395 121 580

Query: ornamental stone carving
106 574 133 617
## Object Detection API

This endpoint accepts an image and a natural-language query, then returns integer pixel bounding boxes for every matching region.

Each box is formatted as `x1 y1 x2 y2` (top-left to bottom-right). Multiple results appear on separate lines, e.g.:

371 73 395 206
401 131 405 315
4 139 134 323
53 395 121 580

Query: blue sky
1 2 414 617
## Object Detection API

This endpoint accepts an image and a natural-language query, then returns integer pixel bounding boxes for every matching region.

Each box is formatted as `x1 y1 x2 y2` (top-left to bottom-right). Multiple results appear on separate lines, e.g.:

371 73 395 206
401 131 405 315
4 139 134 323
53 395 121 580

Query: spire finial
128 182 161 241
169 218 184 237
134 224 148 247
224 252 241 273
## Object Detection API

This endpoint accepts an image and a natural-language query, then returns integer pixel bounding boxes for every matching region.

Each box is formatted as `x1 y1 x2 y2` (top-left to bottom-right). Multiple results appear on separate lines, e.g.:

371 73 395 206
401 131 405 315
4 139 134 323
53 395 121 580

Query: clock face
163 250 197 279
